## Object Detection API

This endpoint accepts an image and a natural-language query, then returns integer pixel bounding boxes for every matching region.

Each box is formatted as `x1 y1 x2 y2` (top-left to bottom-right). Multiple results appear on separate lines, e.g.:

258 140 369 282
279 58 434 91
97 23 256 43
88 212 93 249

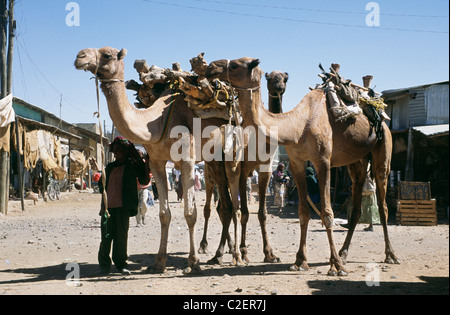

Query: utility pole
59 94 62 127
6 0 13 94
0 0 7 97
0 0 15 214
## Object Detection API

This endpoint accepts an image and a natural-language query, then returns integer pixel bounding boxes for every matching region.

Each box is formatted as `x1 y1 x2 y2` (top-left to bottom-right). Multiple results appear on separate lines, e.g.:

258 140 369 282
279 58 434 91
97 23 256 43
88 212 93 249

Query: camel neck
237 86 321 145
237 87 282 144
100 80 165 144
268 94 283 114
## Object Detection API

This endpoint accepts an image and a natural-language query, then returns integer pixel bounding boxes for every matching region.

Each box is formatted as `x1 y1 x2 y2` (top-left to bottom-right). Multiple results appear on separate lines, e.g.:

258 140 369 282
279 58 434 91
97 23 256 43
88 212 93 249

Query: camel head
265 71 289 96
74 47 127 80
206 57 263 90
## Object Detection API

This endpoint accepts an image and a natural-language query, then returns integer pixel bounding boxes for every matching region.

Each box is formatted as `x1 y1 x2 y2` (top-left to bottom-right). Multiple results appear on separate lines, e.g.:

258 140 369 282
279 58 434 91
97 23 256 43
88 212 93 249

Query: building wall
409 88 426 127
12 101 42 121
425 84 449 125
391 95 410 130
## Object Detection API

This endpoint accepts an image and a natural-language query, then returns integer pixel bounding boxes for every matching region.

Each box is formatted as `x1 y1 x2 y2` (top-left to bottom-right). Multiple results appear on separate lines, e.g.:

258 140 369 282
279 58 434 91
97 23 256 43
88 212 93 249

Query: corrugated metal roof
413 124 449 137
382 81 449 99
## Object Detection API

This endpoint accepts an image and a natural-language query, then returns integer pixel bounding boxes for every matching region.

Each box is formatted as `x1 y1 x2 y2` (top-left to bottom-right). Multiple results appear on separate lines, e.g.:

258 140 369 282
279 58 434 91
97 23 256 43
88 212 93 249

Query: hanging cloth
0 94 15 128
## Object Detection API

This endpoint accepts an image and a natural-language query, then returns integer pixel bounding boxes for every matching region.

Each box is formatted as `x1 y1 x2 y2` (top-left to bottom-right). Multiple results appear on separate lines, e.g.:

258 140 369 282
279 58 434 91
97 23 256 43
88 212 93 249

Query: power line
137 0 449 34
14 30 99 120
190 0 449 18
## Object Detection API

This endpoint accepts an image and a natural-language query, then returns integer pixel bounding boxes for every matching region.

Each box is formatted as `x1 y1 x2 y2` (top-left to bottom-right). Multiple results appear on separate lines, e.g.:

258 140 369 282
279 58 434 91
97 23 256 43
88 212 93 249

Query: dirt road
0 189 448 296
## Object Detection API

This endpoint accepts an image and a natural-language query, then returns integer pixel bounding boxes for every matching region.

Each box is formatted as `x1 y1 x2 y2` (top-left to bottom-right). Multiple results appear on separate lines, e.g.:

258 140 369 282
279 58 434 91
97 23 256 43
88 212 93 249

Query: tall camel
74 47 235 274
227 70 289 264
206 57 399 276
198 71 290 265
209 70 292 265
209 69 292 265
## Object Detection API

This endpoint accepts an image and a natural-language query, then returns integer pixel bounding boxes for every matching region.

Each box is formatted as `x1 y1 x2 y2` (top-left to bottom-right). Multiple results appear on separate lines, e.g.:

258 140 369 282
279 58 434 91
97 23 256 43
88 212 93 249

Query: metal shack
382 81 449 219
4 97 109 212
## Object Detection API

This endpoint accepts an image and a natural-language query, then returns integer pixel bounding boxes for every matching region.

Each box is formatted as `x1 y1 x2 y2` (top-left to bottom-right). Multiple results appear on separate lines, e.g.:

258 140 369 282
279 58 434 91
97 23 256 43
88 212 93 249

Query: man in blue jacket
98 137 150 275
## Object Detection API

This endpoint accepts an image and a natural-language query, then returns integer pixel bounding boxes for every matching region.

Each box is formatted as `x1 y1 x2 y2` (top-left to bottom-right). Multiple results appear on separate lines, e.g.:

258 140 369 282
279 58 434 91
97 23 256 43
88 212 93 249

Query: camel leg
198 170 214 254
374 167 400 264
180 161 201 274
316 160 347 276
226 162 245 266
238 171 250 263
339 161 367 264
289 161 311 271
207 161 234 265
257 169 280 263
373 131 400 264
147 160 171 274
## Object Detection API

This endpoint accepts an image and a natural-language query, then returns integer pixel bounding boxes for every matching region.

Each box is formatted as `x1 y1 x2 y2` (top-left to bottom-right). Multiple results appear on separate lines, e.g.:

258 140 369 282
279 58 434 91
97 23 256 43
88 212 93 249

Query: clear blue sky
9 0 449 130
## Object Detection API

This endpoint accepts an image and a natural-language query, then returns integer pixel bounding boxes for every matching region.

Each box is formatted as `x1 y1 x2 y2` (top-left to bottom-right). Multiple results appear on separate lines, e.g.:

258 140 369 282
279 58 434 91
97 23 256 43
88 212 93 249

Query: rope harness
269 92 283 109
90 51 124 222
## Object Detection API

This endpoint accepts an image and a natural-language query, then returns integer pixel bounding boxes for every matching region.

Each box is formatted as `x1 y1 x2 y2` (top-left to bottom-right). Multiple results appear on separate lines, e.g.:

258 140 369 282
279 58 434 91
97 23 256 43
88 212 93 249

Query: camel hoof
207 256 223 265
146 265 166 274
264 256 281 263
385 256 401 265
183 265 202 275
289 261 309 272
233 259 246 267
327 268 348 276
232 256 246 267
327 269 338 276
198 247 209 254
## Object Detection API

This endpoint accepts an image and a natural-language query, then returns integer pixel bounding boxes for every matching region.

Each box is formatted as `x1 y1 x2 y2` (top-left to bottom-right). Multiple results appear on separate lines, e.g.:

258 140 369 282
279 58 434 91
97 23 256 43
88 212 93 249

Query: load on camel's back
315 63 390 139
125 52 240 123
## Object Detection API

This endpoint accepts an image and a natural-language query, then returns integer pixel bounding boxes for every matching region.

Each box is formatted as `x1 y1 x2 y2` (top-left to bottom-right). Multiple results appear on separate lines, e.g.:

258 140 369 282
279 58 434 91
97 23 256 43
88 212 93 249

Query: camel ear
284 72 289 82
265 72 270 80
118 49 127 60
249 59 260 70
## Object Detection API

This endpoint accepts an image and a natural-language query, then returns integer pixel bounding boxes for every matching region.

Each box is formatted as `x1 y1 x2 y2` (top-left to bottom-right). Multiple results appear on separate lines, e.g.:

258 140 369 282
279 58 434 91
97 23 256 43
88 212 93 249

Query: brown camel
211 69 292 265
198 70 292 265
206 57 400 276
74 47 235 274
207 70 293 265
266 71 289 113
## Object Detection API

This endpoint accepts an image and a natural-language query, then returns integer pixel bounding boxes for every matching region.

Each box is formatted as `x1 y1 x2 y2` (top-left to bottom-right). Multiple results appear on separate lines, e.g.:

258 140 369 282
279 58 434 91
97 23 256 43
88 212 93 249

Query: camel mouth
74 62 90 71
205 66 222 80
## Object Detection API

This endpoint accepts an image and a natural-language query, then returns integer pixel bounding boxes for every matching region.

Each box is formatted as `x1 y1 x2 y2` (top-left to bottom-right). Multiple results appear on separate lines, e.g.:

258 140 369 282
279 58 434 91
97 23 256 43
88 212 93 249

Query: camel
221 70 290 264
197 71 291 265
74 47 235 274
207 69 295 265
265 71 288 113
205 57 400 276
209 72 292 265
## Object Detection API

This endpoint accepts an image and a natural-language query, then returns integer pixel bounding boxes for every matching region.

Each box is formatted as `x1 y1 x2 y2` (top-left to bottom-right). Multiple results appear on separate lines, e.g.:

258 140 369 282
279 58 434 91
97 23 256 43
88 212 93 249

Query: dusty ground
0 189 448 297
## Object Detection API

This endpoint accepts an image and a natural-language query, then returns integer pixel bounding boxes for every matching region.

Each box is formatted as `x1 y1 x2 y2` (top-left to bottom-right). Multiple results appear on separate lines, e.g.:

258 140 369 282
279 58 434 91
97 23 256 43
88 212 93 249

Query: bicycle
47 174 69 201
47 178 61 201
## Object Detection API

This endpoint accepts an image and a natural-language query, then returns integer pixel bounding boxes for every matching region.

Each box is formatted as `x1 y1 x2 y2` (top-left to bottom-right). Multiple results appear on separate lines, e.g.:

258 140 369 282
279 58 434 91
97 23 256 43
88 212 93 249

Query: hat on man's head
109 136 133 151
135 146 147 156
